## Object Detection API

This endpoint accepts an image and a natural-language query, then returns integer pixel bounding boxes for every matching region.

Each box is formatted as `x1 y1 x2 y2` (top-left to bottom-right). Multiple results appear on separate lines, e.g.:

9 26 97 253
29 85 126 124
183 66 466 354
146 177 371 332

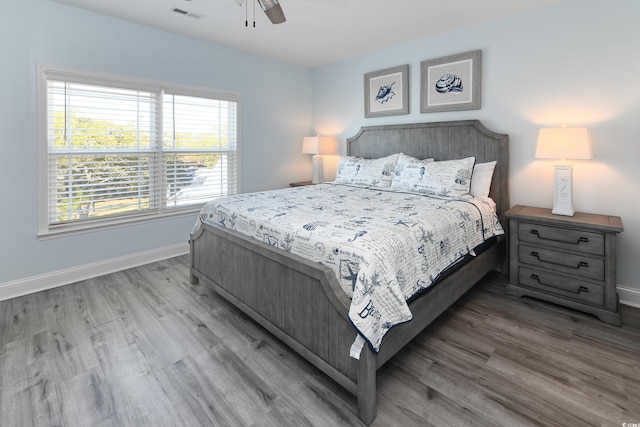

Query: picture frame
420 50 482 113
364 64 409 118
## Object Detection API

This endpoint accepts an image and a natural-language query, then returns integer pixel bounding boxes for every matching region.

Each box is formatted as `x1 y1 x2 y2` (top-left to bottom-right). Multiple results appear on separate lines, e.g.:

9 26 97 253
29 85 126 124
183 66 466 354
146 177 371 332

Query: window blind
163 93 238 207
40 66 240 233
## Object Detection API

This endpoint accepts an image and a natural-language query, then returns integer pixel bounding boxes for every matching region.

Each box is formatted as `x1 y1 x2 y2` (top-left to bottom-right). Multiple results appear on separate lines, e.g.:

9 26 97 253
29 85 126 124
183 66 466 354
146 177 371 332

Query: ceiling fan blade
257 0 286 24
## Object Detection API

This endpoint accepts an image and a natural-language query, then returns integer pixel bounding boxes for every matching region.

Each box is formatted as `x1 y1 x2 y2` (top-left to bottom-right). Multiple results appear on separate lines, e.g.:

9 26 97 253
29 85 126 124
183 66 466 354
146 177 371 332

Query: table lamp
302 136 337 184
535 127 592 216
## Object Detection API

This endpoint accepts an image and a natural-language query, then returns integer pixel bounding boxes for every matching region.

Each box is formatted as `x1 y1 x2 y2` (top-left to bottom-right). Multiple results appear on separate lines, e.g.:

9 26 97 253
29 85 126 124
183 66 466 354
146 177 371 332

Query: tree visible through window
39 66 240 234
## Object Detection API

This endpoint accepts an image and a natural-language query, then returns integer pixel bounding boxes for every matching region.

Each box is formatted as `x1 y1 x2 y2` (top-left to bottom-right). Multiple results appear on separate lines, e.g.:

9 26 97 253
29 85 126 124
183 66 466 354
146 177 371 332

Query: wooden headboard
346 119 510 225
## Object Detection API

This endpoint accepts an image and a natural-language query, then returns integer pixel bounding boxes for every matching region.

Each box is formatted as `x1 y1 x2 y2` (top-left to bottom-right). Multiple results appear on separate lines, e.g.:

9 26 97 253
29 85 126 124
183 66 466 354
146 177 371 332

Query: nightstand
289 181 314 187
506 205 623 325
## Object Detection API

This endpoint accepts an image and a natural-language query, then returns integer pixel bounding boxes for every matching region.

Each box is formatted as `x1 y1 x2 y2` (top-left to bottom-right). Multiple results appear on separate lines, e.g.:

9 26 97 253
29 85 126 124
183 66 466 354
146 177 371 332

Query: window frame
37 63 242 238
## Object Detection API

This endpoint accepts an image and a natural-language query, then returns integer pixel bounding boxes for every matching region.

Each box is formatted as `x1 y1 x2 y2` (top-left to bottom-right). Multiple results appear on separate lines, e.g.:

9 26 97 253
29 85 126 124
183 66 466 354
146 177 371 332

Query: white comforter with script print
193 183 504 352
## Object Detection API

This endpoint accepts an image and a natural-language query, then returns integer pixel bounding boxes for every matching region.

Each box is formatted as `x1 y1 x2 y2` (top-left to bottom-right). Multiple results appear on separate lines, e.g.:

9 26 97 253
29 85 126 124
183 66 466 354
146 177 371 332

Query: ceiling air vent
171 7 204 19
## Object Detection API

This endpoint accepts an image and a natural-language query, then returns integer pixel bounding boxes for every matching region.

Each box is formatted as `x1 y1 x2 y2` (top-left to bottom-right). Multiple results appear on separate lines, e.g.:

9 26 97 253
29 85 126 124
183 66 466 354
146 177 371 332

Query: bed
190 119 509 424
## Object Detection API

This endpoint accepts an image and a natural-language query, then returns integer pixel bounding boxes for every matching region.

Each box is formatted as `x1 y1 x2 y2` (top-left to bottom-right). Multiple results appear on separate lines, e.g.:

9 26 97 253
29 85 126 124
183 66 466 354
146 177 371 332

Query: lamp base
311 155 324 184
552 164 575 216
552 206 575 216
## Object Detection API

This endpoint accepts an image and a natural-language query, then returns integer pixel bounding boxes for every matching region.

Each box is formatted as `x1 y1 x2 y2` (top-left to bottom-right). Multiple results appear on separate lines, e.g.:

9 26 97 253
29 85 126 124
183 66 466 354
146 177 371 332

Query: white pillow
391 155 475 197
334 153 399 187
470 161 497 198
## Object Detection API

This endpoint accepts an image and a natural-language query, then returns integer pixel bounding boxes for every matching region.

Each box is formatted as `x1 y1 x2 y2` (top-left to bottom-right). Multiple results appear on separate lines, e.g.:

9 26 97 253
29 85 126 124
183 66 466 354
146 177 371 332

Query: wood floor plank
0 337 63 427
385 336 535 426
377 360 497 427
229 329 361 426
38 288 102 383
197 293 283 353
0 338 38 427
58 367 120 427
104 271 187 371
158 309 225 355
194 346 281 416
474 364 588 427
155 355 248 427
122 264 186 319
65 277 121 329
0 286 63 352
1 259 639 426
152 254 223 318
90 318 182 427
188 347 282 425
138 257 211 314
487 345 618 426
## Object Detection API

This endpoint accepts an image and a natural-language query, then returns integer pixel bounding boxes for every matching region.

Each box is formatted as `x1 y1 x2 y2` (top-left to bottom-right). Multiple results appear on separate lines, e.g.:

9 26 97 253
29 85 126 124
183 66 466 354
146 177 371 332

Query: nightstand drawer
518 222 604 256
518 243 604 281
518 266 604 306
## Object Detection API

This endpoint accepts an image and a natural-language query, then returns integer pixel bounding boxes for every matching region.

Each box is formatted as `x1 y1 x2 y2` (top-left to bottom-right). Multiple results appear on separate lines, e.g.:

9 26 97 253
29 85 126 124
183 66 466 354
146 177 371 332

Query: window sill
37 207 202 240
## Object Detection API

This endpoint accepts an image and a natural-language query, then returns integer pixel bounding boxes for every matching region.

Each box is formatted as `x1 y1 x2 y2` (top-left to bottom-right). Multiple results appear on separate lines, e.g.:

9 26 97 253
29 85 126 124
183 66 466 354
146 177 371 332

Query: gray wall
311 0 640 294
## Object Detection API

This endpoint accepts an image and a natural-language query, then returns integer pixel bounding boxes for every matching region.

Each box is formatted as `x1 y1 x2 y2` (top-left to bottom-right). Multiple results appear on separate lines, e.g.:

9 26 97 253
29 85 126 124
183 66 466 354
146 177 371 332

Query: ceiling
53 0 565 68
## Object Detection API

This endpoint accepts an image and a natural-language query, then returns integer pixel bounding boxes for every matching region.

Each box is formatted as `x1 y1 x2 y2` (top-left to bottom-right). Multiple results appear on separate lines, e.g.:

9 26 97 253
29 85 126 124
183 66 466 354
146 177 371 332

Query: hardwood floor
1 255 639 426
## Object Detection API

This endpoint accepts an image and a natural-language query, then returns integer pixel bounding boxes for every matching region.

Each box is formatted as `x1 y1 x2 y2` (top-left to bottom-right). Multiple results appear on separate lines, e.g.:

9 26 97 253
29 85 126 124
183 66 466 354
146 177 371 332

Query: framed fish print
364 64 409 118
420 50 482 113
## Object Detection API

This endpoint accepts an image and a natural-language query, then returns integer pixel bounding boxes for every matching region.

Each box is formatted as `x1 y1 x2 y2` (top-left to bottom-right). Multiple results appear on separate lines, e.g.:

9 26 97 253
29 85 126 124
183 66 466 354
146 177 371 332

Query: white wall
312 0 640 293
0 0 313 287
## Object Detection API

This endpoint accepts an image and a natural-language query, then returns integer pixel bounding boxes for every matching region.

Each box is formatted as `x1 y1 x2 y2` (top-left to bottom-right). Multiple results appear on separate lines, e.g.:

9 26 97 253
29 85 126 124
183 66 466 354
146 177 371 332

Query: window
38 65 240 236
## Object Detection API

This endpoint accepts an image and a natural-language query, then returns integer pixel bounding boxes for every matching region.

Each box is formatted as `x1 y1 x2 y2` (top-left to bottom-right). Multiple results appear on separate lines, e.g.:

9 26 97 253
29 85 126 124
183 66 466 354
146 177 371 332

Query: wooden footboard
190 222 361 395
190 221 505 424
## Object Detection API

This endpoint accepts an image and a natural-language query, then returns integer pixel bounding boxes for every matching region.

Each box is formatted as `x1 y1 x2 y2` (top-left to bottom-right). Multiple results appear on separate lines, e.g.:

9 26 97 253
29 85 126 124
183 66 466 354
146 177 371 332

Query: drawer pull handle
530 274 590 294
530 229 589 245
529 251 590 269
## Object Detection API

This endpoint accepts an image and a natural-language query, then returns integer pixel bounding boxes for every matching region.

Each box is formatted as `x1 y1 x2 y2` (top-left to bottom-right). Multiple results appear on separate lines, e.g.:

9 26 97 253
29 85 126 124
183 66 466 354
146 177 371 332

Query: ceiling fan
233 0 286 25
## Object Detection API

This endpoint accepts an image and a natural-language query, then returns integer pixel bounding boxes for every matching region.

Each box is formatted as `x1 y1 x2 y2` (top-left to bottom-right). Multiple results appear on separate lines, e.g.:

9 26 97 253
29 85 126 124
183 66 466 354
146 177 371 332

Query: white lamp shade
535 127 592 160
301 136 337 155
301 136 318 154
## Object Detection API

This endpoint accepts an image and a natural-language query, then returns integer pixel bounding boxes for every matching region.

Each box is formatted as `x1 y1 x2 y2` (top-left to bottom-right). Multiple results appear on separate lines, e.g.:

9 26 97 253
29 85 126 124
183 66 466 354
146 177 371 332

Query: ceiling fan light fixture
257 0 286 24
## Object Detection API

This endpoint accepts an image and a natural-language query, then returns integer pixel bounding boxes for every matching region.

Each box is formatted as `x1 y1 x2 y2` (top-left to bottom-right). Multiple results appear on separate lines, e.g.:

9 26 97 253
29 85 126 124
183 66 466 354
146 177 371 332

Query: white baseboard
0 243 189 302
618 285 640 309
